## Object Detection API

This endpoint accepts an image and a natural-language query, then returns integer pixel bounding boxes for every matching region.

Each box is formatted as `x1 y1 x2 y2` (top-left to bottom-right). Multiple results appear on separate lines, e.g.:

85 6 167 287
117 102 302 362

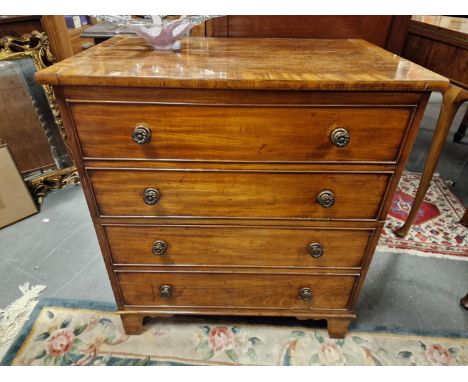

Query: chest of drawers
36 37 448 338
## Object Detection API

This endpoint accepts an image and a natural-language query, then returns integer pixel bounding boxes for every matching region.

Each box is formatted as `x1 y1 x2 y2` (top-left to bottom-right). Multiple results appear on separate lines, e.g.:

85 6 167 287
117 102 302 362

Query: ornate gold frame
0 31 79 204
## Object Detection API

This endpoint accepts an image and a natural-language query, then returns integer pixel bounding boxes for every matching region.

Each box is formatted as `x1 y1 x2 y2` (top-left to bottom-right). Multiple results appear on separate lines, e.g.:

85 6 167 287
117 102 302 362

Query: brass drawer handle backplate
299 287 312 301
152 240 168 256
317 190 335 208
143 188 160 205
330 127 350 147
307 242 324 258
159 285 173 299
132 124 152 144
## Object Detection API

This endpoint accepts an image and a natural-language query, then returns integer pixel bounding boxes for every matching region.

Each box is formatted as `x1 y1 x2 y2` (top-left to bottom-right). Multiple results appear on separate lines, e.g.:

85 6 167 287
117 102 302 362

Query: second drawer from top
87 169 391 220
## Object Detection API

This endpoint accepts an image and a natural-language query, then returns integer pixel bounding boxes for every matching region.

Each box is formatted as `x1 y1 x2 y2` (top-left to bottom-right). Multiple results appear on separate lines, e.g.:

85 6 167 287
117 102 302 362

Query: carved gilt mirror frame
0 31 79 204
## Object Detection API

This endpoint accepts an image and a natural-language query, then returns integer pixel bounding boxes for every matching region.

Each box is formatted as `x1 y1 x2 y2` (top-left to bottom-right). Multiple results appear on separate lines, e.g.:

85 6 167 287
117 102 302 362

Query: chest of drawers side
52 86 126 308
349 91 430 309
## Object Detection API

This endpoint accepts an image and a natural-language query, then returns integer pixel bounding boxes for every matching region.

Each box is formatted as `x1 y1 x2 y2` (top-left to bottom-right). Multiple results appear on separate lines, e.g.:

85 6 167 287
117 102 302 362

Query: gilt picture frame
0 30 79 203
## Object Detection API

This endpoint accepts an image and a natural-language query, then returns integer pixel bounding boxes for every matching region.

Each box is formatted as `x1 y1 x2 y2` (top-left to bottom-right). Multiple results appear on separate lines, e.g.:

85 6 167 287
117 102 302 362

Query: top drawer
70 103 414 163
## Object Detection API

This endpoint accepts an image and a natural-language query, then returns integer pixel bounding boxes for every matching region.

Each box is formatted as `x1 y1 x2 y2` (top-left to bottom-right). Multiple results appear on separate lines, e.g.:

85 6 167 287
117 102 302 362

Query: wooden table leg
395 85 468 238
454 109 468 143
460 208 468 227
457 211 467 309
461 293 468 310
327 317 352 339
120 314 144 335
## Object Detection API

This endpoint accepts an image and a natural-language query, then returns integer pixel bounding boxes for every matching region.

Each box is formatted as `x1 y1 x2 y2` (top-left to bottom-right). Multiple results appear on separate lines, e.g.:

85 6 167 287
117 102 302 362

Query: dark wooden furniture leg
327 317 353 339
120 314 144 335
395 85 468 237
454 109 468 143
459 208 467 309
120 313 175 335
460 208 468 227
461 294 468 310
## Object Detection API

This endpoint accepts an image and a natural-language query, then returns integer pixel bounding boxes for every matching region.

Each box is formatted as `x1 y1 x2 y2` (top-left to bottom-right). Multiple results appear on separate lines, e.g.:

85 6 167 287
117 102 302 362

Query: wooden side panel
0 16 43 37
212 16 393 46
402 34 435 68
51 86 126 308
385 16 411 55
425 40 467 85
402 18 468 86
208 16 410 55
41 16 74 61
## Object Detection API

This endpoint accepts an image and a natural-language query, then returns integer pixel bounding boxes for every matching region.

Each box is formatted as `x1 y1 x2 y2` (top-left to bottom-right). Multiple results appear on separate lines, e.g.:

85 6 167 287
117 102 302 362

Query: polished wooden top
35 36 448 91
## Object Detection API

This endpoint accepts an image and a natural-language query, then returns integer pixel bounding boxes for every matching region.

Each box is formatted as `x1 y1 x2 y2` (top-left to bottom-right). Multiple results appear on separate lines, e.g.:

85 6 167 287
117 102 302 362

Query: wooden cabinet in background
401 16 468 144
0 16 43 37
41 16 96 60
0 16 96 61
402 16 468 87
206 16 411 54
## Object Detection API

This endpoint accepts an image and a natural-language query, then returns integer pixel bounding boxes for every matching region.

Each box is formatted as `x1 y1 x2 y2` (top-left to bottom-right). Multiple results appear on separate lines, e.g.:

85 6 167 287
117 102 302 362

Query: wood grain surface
207 16 411 55
105 224 373 268
88 169 390 220
116 271 357 310
70 103 414 163
35 37 448 91
37 36 443 337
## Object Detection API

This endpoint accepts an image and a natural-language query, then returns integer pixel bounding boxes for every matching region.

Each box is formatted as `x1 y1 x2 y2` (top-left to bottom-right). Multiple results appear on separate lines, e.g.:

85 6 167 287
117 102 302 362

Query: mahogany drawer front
88 169 390 220
105 225 372 268
116 271 357 310
70 103 413 163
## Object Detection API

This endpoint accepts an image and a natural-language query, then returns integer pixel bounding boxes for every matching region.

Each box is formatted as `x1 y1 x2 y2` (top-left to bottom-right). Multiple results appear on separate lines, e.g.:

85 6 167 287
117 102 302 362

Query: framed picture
0 31 79 203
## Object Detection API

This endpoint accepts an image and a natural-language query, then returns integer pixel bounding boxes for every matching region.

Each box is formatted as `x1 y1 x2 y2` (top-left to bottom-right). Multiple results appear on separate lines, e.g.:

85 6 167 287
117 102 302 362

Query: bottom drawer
116 271 357 310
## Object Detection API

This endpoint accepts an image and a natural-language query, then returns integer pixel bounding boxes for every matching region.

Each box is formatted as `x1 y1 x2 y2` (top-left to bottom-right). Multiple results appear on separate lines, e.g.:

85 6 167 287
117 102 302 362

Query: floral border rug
1 299 467 366
377 172 467 261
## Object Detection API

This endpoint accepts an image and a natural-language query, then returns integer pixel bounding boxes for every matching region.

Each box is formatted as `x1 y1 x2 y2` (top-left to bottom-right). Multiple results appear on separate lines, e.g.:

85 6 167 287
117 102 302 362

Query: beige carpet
2 301 467 366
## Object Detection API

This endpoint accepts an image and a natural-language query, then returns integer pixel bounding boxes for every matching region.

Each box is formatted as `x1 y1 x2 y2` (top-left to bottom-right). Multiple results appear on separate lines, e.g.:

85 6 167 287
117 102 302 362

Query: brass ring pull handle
159 285 173 299
307 242 324 258
132 124 152 144
143 188 160 205
317 190 335 208
299 287 312 301
330 127 350 147
152 240 168 256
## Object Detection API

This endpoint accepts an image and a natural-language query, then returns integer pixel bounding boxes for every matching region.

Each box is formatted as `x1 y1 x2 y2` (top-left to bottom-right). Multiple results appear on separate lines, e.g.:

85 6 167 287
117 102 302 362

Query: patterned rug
1 299 467 366
377 172 467 261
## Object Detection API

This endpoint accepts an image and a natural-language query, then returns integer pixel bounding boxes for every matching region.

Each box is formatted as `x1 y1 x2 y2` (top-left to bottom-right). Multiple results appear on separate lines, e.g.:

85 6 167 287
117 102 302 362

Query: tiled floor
1 95 467 334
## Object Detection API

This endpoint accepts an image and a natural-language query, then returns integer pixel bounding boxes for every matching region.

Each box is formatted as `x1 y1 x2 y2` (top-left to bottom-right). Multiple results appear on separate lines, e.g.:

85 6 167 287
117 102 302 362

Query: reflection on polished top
35 36 449 91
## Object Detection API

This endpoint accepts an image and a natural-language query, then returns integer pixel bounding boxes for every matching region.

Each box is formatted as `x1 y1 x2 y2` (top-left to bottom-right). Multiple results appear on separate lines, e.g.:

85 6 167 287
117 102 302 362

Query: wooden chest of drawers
36 37 448 338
